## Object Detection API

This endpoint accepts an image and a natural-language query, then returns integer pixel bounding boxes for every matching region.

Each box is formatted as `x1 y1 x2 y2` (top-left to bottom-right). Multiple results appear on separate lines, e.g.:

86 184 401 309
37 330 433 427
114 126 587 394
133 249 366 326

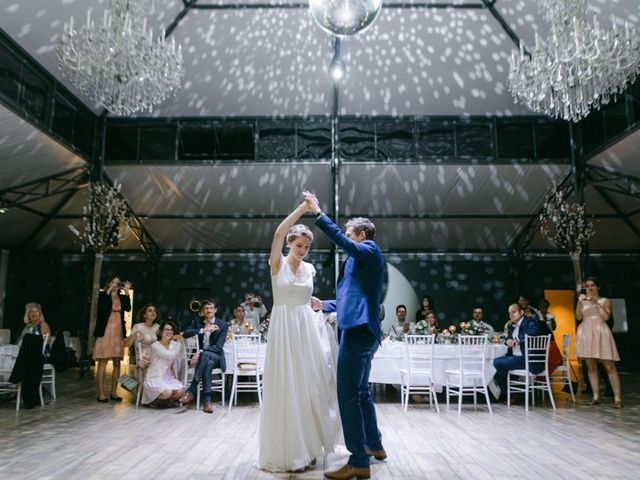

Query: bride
257 199 341 472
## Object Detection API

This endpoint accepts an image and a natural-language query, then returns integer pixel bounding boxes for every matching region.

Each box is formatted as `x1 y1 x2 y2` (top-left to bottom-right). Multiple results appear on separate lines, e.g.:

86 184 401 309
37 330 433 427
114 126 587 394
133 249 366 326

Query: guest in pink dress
94 275 131 403
575 277 622 408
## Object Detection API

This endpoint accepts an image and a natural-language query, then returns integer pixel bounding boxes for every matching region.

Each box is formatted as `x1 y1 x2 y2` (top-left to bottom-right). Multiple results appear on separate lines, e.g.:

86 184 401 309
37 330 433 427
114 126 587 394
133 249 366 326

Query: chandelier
57 0 184 116
508 0 640 122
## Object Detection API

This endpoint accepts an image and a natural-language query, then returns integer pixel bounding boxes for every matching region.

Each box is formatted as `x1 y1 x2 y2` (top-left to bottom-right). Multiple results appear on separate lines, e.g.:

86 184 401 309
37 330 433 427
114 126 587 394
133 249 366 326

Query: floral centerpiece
439 325 458 343
412 319 434 335
258 319 269 342
459 320 489 336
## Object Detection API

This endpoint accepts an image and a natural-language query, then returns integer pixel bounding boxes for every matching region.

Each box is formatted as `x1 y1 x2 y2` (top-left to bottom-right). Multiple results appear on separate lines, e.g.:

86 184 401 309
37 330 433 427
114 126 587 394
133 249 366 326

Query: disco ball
309 0 383 37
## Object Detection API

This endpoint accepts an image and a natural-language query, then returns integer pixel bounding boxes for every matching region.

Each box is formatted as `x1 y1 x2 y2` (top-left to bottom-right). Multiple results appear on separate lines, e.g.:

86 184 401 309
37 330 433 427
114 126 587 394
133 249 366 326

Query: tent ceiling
589 127 640 178
1 1 640 253
2 0 638 117
338 163 569 217
104 164 334 216
0 104 87 191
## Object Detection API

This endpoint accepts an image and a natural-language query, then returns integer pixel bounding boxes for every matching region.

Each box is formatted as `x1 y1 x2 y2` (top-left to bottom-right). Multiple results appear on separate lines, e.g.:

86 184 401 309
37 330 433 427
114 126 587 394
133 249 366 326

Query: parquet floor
1 363 638 479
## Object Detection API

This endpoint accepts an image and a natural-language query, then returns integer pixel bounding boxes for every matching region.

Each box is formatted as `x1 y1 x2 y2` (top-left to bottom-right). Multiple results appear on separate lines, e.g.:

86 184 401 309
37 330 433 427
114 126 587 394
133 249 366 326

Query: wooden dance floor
0 365 638 479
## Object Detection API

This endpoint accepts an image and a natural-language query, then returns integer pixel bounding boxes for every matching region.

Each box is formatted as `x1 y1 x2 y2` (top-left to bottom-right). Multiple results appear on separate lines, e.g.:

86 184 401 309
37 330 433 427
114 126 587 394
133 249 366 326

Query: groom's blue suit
316 214 385 468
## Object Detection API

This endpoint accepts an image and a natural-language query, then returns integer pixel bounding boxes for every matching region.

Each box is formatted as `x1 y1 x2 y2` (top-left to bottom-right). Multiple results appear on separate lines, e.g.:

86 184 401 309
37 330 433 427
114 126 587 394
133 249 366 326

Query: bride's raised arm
270 200 310 275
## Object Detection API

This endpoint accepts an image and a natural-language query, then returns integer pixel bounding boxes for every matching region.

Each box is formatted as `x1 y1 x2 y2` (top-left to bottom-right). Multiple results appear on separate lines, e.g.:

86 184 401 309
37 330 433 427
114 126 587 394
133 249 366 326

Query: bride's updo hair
287 224 314 244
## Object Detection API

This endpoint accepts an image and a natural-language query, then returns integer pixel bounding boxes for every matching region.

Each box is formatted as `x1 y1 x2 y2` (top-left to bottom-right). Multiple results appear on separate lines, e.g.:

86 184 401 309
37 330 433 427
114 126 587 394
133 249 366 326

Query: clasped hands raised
300 191 321 214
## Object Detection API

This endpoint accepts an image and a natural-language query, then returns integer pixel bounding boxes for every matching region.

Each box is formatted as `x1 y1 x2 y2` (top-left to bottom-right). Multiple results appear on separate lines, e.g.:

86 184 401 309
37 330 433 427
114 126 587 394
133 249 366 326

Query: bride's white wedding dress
257 259 341 472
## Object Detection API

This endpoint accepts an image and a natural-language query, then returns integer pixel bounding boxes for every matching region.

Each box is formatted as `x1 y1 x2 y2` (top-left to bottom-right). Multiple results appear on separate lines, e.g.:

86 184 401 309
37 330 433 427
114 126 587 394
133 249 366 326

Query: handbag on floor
118 373 139 392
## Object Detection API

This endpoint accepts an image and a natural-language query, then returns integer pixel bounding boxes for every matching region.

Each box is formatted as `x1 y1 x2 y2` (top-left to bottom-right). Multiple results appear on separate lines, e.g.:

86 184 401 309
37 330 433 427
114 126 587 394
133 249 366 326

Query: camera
580 288 587 295
117 281 126 289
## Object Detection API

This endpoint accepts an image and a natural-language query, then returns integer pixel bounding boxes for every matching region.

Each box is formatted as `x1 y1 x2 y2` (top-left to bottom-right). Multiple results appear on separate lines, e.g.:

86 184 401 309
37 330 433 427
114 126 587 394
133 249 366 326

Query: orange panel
544 289 577 360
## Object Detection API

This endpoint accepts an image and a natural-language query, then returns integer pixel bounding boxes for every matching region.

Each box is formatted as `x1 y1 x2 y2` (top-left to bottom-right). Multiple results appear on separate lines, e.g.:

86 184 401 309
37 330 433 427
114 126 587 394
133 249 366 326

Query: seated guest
518 293 543 321
538 299 557 332
141 321 185 407
17 302 51 346
492 303 543 401
471 306 495 336
415 294 435 323
425 310 439 331
390 304 411 335
180 299 227 413
124 303 160 367
242 292 267 327
229 304 255 335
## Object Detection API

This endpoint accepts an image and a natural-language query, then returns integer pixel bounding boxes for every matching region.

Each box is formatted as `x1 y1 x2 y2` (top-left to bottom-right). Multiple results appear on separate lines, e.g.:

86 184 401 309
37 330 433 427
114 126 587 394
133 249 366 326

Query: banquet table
222 341 267 375
0 344 19 382
369 340 508 390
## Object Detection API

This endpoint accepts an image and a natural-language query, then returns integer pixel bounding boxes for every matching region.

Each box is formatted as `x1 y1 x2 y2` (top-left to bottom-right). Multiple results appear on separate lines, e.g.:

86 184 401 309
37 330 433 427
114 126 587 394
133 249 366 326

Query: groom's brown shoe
324 463 370 480
365 446 387 461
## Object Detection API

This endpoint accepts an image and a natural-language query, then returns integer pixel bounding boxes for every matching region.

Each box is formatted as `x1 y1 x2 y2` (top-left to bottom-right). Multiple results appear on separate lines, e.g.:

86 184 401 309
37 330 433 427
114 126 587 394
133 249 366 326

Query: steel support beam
0 166 88 209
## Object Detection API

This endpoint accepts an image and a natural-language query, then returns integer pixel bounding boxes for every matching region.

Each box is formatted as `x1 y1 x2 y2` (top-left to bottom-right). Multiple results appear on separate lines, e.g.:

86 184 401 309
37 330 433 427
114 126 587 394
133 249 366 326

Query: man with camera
180 299 227 413
241 292 267 328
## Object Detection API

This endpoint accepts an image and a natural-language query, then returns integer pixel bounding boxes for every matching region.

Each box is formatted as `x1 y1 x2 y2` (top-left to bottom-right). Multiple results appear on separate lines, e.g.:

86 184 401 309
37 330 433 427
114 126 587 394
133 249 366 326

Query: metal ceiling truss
99 174 163 258
587 165 640 203
0 166 88 212
505 166 577 256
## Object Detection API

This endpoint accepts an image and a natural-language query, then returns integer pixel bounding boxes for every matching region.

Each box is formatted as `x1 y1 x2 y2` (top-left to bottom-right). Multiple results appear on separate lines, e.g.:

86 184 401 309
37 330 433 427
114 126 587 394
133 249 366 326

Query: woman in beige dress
124 303 160 368
574 277 622 408
94 275 131 403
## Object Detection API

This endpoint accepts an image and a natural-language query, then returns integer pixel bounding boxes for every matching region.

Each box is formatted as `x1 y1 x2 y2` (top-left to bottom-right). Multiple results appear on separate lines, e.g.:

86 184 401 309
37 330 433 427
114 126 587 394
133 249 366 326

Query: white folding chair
445 335 492 414
5 335 46 410
400 334 439 413
546 333 575 403
0 346 20 410
35 333 52 404
133 337 146 407
183 336 226 409
508 334 556 412
228 334 263 411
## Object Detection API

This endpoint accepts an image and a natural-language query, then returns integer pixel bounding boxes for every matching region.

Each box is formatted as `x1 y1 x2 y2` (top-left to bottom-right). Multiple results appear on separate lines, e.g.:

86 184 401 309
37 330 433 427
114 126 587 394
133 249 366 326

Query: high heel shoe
581 398 600 406
110 395 123 402
97 397 109 403
614 400 623 409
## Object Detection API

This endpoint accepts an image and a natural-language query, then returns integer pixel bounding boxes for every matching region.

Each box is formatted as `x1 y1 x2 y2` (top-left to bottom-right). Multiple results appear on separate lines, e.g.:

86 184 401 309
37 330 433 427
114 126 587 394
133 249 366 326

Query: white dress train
257 260 341 472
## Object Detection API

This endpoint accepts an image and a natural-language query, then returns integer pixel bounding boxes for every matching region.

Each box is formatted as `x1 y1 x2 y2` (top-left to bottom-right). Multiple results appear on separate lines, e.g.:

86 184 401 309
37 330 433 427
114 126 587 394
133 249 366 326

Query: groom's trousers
338 325 383 468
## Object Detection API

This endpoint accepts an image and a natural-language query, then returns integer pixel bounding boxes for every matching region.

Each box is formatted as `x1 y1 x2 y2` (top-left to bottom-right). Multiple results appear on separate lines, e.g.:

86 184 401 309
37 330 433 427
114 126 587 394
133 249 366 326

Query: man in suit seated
492 303 543 402
180 299 228 413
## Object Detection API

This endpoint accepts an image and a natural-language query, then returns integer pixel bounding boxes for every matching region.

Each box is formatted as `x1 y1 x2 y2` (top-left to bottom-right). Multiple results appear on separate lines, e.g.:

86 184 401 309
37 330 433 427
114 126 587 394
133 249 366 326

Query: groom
306 192 386 480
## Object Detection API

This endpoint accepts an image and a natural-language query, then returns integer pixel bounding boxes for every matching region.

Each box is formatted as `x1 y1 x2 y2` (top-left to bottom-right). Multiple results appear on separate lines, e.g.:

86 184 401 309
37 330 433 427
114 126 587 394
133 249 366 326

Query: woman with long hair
575 277 622 408
93 275 131 403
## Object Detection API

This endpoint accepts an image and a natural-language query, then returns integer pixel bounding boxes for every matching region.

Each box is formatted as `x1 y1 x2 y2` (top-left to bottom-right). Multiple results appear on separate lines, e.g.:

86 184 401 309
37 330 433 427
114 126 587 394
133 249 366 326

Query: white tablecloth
0 344 19 382
369 341 508 388
222 342 267 375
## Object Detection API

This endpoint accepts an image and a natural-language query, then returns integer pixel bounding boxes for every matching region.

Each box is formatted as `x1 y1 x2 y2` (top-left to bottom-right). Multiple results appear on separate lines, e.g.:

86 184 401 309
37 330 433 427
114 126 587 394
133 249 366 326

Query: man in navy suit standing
305 192 386 480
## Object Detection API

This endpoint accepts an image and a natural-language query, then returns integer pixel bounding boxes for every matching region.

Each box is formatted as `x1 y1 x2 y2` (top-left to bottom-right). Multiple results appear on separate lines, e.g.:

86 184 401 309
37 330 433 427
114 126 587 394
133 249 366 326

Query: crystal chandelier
57 0 184 116
508 0 640 122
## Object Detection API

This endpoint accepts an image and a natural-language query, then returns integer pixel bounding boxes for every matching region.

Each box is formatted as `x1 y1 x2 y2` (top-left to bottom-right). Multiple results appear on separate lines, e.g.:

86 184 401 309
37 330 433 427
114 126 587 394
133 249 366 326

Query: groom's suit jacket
315 214 385 341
